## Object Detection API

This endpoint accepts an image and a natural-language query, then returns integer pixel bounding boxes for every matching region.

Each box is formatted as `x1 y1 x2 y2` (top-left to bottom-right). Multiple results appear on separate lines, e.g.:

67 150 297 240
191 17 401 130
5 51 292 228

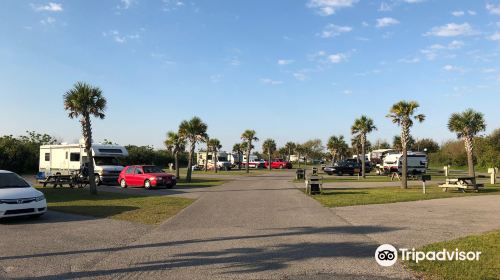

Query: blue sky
1 0 500 151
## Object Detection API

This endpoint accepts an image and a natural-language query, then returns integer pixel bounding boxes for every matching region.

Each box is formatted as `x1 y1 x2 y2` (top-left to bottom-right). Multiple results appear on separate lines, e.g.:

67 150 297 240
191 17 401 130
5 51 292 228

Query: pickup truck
241 159 265 169
264 159 293 169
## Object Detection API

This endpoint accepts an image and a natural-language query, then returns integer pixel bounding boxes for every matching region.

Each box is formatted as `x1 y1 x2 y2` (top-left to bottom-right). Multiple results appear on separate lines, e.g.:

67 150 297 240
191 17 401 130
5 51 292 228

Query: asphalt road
2 172 498 279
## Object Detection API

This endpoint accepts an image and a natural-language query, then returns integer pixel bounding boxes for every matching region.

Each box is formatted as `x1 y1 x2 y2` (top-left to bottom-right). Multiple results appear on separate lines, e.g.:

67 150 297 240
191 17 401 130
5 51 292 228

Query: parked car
118 165 176 189
264 159 293 169
324 161 361 176
0 170 47 219
241 159 265 169
343 159 373 173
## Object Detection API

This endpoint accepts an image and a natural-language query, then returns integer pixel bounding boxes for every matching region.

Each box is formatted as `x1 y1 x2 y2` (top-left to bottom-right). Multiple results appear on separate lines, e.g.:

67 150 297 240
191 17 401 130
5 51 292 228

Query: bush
121 145 189 168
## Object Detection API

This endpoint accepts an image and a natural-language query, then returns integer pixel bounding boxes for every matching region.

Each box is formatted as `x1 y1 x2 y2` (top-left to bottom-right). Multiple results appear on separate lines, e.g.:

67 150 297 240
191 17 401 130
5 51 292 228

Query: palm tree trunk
186 144 194 183
245 148 250 173
361 139 366 179
298 153 301 168
238 150 242 170
174 152 180 179
401 128 408 189
465 136 475 177
268 149 271 171
204 145 209 172
214 150 218 173
81 115 97 195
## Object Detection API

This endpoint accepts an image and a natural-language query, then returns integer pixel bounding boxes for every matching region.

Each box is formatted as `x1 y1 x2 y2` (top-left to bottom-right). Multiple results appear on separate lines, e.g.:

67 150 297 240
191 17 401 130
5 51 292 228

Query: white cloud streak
320 24 352 38
376 17 399 28
307 0 358 16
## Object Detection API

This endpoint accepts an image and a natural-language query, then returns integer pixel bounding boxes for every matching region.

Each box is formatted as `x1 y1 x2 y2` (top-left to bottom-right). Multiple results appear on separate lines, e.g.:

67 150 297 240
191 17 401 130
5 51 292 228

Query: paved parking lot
2 172 498 279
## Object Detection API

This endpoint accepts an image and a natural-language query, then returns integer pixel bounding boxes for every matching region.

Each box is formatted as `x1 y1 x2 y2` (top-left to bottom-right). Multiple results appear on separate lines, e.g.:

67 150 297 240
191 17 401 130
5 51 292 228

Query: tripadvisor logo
375 244 482 267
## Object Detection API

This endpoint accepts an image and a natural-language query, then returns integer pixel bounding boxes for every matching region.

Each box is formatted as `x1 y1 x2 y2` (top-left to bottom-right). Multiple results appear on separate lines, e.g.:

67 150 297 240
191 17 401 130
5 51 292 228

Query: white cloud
40 16 56 25
442 65 464 72
398 57 420 63
307 0 358 16
33 2 63 12
320 24 352 38
403 0 425 3
210 74 223 83
420 41 463 60
103 30 140 44
376 17 399 28
260 78 283 85
488 32 500 41
328 53 346 63
452 11 464 17
486 3 500 15
277 59 294 65
482 68 497 73
378 2 392 12
425 23 478 37
162 0 186 12
293 72 308 81
118 0 135 9
468 10 477 16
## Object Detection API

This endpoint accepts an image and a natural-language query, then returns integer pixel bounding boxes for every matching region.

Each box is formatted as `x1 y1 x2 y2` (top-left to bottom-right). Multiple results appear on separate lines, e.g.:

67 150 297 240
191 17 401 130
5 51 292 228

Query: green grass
308 184 500 208
37 187 194 225
406 230 500 280
296 174 449 183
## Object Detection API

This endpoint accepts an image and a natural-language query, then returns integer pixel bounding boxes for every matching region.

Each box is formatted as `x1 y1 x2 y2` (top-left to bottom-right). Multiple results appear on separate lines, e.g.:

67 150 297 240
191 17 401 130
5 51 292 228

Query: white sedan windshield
0 173 30 188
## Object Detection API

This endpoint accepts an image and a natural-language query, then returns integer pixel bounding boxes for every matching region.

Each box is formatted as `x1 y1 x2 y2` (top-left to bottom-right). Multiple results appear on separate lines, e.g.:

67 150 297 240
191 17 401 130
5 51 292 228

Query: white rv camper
196 151 232 170
382 152 427 175
39 142 128 185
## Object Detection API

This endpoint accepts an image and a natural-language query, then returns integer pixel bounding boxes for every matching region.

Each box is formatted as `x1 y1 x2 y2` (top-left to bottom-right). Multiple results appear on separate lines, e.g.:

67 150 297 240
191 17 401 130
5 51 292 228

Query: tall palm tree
204 136 210 172
351 116 377 178
262 139 277 171
327 135 347 165
164 131 186 179
448 109 486 177
208 138 222 173
241 130 258 173
284 142 296 162
232 143 243 170
387 101 425 189
179 116 208 182
63 82 107 195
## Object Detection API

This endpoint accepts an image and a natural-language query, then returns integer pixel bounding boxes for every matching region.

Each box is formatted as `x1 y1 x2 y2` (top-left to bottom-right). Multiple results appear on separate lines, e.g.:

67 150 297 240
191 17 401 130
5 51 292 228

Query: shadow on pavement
4 225 402 279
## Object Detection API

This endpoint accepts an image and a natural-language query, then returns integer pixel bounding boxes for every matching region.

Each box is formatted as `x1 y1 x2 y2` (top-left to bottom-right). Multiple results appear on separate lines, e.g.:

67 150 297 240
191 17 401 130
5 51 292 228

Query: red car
264 159 293 169
118 165 176 189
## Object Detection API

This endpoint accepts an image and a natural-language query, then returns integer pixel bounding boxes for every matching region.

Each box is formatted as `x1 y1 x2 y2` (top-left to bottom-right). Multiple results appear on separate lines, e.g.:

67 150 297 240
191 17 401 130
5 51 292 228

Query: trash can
306 174 323 195
296 169 305 180
312 167 318 175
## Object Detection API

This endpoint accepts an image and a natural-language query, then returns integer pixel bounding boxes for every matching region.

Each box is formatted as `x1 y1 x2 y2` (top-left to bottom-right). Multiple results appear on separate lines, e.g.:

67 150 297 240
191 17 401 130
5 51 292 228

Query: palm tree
294 144 305 168
262 139 277 171
204 136 210 172
351 116 377 178
63 82 107 195
387 101 425 189
284 142 296 162
241 130 258 173
448 109 486 177
179 116 208 182
327 135 347 165
208 138 222 173
232 143 243 170
164 131 186 179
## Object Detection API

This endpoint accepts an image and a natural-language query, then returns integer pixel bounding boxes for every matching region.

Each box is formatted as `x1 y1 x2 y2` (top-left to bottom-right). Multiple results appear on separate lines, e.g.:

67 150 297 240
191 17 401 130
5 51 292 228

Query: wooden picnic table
438 176 484 192
39 174 79 188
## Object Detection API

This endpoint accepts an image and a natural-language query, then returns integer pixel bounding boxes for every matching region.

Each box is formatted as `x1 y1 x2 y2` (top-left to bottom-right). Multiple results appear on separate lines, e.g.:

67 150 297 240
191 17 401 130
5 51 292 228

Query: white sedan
0 170 47 219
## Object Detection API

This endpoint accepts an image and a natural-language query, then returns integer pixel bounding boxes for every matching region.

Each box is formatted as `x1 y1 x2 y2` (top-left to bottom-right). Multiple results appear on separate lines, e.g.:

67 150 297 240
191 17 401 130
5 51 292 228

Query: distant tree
373 139 391 150
262 139 277 171
412 138 439 153
207 138 221 173
387 100 425 189
351 116 377 178
179 117 208 182
448 109 486 177
393 135 415 152
63 82 107 195
164 131 186 179
284 142 296 162
302 139 324 164
232 143 244 170
241 130 258 173
351 135 372 158
327 135 348 164
277 147 288 159
294 144 306 167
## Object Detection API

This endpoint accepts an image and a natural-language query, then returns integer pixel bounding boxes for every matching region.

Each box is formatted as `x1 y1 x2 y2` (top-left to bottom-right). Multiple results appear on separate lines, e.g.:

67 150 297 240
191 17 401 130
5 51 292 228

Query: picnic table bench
438 176 484 192
37 172 87 188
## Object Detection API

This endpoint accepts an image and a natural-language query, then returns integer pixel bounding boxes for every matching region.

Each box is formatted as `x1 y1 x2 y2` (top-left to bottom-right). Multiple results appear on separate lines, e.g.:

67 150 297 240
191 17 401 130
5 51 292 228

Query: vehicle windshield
94 157 119 166
142 166 164 173
218 157 228 161
0 173 30 188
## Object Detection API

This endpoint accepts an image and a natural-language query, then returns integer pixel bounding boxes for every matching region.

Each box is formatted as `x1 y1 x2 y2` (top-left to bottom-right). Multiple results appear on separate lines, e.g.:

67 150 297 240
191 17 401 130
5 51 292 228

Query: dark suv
324 160 362 176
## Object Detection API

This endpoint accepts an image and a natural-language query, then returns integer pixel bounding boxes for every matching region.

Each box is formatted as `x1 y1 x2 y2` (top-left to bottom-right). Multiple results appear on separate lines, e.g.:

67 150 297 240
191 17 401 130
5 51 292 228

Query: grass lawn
37 187 194 225
297 174 449 183
308 184 500 208
406 230 500 280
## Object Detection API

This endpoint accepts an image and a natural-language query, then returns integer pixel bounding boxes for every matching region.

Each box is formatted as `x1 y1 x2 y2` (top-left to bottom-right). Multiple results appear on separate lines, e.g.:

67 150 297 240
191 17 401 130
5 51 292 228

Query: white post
444 165 449 177
488 168 498 185
422 181 426 194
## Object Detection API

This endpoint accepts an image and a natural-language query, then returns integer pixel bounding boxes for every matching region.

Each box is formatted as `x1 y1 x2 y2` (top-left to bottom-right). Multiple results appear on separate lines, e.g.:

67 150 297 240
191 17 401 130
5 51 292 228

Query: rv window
207 155 213 160
98 148 123 154
70 153 80 162
45 153 50 161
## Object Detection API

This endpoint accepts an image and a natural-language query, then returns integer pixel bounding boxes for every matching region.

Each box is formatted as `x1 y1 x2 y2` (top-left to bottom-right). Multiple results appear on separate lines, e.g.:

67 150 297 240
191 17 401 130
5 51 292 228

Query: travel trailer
382 152 427 175
196 151 232 170
39 141 128 185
